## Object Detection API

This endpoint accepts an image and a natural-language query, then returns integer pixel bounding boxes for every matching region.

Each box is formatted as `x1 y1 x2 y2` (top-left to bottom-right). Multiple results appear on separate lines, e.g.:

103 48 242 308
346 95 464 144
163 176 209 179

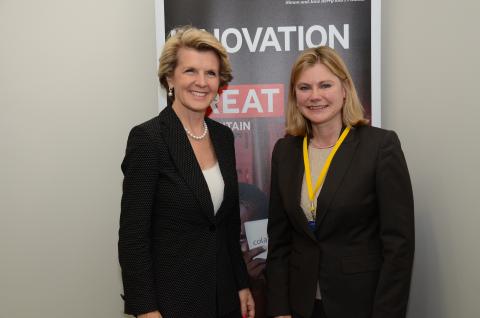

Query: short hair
285 46 368 137
158 26 233 95
239 183 268 220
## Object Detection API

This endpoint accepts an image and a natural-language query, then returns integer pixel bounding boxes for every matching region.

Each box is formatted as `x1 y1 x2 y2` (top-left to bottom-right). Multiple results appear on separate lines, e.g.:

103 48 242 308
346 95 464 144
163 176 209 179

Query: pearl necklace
184 121 208 140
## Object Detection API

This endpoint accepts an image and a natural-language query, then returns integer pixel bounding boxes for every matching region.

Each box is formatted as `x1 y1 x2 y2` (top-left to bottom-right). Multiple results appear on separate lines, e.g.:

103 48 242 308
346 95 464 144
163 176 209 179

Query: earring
168 87 173 97
211 94 220 110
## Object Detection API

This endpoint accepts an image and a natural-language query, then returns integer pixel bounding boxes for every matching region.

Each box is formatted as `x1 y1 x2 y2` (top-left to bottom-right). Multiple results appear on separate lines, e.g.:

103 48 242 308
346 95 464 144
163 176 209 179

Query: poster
156 1 380 316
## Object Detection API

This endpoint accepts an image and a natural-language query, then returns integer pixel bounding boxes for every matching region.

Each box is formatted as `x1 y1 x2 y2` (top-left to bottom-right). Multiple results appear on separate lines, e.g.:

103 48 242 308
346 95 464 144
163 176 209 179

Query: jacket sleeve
226 129 249 290
266 140 294 316
118 126 159 316
372 130 415 318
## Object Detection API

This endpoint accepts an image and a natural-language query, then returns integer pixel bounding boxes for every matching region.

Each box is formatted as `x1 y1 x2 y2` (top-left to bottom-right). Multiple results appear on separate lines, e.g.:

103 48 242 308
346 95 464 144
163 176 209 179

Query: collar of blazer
290 127 360 242
158 106 234 223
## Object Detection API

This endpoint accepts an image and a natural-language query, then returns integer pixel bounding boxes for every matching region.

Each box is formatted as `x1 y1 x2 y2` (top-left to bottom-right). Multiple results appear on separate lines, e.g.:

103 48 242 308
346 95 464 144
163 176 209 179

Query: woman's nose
309 87 323 101
195 73 207 86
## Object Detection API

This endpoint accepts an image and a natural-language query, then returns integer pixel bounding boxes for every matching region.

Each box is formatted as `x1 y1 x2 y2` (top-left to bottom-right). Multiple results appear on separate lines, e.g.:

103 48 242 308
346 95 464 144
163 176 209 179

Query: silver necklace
184 121 208 140
310 143 335 149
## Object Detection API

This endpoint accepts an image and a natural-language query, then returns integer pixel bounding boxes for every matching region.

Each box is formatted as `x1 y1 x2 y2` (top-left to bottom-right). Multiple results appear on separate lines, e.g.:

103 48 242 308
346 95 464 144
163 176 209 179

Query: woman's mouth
191 90 208 97
307 105 328 110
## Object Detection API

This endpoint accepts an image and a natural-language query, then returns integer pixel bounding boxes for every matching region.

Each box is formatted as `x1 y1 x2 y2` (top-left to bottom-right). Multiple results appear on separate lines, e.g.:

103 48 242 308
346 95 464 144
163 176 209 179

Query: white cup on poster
244 219 268 259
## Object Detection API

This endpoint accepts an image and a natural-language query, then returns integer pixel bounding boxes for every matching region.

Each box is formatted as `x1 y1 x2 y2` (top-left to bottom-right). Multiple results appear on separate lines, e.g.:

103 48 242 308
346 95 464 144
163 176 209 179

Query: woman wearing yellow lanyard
266 46 414 318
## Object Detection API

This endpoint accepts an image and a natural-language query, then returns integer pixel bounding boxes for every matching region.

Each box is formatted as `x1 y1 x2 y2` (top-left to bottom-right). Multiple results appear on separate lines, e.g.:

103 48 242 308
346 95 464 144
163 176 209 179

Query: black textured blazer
119 106 248 317
266 126 414 318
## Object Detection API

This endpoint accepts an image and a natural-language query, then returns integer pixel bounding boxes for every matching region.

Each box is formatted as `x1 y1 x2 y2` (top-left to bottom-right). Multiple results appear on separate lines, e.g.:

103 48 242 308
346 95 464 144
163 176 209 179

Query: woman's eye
207 71 217 77
298 86 310 91
320 83 332 89
184 68 195 74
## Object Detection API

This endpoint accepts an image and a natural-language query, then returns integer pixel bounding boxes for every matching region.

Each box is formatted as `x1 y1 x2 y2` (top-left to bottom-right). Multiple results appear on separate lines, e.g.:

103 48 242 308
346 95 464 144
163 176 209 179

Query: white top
202 162 224 214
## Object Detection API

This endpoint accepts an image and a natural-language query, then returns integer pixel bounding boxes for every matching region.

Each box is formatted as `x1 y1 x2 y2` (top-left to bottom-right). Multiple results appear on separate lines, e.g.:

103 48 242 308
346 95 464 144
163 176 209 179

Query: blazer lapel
315 128 359 228
207 118 233 221
289 138 318 243
159 107 215 221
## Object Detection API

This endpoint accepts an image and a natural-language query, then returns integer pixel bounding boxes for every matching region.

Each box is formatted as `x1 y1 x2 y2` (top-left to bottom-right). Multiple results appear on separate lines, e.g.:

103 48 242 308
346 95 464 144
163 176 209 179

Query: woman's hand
238 288 255 318
241 244 267 281
138 311 162 318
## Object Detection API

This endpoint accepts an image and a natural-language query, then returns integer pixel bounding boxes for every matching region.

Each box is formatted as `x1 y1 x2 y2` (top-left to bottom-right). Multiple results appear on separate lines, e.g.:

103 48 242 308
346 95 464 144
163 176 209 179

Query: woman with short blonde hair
119 26 254 318
158 26 233 94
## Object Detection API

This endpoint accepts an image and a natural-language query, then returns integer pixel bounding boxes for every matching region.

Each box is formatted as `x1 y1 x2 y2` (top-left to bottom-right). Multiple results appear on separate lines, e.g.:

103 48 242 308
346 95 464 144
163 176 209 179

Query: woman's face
167 47 220 114
295 62 345 128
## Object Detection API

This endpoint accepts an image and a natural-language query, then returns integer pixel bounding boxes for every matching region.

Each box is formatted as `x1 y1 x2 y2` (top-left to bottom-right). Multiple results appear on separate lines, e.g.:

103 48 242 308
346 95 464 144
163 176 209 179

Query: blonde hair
158 26 233 95
286 46 368 136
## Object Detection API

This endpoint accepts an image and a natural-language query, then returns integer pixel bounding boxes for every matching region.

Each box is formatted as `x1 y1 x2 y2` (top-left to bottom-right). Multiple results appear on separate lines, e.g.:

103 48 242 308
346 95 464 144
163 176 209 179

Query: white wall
1 1 479 317
0 1 158 317
382 2 480 317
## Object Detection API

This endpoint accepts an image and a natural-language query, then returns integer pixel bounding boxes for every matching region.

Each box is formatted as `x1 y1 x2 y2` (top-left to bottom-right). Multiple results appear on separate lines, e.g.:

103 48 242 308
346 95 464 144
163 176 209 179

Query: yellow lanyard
303 126 351 219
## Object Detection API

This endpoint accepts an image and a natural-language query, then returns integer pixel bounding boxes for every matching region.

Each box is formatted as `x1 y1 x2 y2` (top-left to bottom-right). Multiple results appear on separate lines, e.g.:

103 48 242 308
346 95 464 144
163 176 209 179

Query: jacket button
209 224 216 232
